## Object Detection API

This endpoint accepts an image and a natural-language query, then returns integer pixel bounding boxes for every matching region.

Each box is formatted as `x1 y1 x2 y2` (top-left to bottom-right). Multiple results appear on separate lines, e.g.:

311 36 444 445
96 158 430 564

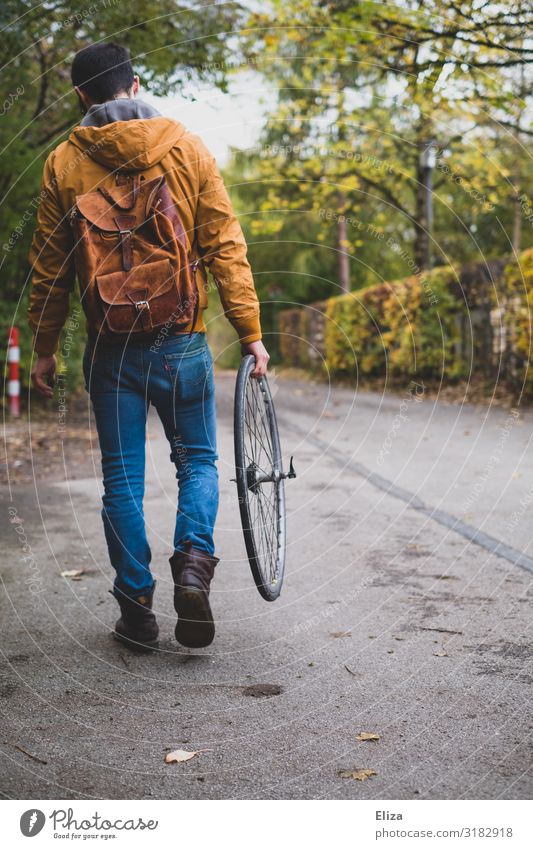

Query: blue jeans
83 332 219 598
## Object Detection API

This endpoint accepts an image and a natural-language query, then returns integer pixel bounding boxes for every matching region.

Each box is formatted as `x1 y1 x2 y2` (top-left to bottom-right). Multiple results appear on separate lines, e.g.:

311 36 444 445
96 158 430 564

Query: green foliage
382 269 463 379
230 0 533 298
280 250 533 391
0 1 245 395
502 247 533 390
323 271 464 382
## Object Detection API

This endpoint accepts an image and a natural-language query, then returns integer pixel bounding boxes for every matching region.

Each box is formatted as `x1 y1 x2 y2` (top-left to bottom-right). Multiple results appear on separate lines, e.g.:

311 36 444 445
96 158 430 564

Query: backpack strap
114 213 136 271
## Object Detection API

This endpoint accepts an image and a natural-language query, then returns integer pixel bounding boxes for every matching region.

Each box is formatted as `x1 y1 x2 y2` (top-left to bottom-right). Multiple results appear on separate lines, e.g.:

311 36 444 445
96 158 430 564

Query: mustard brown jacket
28 107 261 356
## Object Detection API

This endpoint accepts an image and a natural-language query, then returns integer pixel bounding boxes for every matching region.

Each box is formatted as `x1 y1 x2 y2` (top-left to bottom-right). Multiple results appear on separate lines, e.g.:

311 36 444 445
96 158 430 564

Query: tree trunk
335 81 350 294
511 62 525 255
511 137 522 254
337 197 350 294
414 167 428 271
512 190 522 255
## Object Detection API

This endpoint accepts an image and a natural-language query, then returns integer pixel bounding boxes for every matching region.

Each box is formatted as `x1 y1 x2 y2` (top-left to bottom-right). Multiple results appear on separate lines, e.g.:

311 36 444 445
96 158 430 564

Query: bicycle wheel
234 355 286 601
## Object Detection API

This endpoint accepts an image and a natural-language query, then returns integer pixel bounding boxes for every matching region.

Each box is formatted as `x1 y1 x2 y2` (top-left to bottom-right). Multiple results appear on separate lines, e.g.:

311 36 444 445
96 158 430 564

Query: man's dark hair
71 42 134 103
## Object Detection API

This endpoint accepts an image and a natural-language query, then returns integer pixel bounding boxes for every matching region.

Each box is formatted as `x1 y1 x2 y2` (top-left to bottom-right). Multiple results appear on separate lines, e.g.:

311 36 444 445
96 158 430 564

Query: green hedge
325 268 465 381
503 248 533 392
279 249 533 391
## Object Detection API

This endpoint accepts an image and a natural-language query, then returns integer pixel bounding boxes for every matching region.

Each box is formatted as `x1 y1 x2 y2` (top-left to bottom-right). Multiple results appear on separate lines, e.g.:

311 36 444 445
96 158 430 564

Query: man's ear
74 86 89 115
131 75 140 96
74 85 90 109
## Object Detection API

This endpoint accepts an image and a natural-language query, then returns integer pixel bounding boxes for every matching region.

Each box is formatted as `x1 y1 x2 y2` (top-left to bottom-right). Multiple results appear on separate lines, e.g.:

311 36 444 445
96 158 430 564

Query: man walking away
28 42 269 651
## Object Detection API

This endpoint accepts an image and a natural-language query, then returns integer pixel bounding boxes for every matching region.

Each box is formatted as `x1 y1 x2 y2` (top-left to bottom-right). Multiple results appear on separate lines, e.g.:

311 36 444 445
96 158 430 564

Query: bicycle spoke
235 357 286 600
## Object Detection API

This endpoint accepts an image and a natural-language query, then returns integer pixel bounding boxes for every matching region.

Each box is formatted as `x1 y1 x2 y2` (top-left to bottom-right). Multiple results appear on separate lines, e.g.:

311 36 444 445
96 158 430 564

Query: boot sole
113 630 160 652
174 588 215 648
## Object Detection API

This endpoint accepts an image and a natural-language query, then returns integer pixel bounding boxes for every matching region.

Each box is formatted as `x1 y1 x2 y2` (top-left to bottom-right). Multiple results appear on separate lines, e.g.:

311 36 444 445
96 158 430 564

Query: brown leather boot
112 584 159 652
169 543 219 648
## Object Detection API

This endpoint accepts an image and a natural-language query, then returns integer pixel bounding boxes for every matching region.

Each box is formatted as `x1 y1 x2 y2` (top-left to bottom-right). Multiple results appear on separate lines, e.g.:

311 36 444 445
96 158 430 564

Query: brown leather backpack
70 173 199 339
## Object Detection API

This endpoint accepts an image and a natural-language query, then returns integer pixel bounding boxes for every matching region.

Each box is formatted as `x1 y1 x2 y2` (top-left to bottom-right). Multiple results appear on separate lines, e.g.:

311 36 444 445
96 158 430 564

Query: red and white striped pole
7 326 20 417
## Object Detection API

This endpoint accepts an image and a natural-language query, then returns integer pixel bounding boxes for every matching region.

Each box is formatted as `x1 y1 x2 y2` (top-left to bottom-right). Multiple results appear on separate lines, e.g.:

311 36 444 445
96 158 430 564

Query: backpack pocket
96 258 184 334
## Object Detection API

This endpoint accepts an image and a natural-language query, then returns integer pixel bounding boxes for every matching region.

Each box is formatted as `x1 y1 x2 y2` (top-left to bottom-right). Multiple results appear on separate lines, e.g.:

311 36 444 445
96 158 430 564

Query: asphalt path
1 371 532 799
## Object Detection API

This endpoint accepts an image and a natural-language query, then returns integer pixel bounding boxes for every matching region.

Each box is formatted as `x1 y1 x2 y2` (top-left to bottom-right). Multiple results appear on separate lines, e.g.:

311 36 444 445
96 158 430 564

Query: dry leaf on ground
164 749 200 764
433 649 448 657
338 768 377 781
356 732 380 742
60 569 84 579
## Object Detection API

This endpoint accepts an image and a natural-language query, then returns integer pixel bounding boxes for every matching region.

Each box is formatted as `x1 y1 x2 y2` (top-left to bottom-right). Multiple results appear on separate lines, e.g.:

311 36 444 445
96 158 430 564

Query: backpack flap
96 258 183 334
72 174 198 337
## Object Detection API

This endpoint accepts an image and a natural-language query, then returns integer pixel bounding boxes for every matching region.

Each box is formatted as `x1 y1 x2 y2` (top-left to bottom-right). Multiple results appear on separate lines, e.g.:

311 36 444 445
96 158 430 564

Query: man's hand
31 355 57 399
241 339 270 378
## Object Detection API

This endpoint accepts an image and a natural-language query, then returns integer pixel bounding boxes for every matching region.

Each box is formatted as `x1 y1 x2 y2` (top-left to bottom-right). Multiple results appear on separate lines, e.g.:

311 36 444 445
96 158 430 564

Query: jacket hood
80 97 161 127
68 115 187 172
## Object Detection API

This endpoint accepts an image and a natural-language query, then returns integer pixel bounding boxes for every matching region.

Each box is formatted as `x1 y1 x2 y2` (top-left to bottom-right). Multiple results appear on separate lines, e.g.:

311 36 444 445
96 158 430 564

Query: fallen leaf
433 649 448 657
356 732 380 742
338 768 377 781
60 569 84 579
164 749 200 764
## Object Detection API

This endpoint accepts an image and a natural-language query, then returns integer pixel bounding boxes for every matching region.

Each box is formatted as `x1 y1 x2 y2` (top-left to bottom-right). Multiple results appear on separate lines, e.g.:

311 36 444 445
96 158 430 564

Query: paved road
1 371 532 799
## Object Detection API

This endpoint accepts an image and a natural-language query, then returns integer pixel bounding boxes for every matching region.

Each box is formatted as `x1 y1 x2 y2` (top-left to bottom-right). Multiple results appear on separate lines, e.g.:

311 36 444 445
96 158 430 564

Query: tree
0 0 245 387
233 0 532 299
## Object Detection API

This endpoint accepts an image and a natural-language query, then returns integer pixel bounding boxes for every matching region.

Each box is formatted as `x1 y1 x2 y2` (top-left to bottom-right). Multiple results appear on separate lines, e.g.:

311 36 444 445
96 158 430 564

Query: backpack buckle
134 299 152 331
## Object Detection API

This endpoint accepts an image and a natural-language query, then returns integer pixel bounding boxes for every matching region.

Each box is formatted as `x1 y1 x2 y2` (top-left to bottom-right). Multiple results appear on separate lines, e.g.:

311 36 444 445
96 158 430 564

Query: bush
502 247 533 391
323 267 464 383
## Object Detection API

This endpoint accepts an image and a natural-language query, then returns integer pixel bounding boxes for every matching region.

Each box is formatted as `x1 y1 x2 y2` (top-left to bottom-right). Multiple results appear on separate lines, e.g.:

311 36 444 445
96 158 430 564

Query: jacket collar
80 97 161 127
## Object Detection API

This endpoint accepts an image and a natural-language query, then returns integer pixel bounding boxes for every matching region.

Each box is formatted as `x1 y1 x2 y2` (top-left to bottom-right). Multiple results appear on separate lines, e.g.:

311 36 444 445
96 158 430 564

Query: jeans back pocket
163 346 214 402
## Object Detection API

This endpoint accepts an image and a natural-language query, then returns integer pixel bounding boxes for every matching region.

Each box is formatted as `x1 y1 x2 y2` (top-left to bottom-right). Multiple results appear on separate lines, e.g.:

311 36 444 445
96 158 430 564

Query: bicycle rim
234 356 286 601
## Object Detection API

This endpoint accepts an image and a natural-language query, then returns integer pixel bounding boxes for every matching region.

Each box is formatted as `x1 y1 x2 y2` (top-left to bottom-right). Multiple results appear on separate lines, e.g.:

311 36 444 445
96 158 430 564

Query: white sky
143 71 275 165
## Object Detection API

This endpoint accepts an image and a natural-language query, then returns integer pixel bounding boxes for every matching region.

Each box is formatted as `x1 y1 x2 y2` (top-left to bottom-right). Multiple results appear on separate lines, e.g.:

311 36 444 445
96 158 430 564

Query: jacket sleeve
27 151 76 357
194 141 262 343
